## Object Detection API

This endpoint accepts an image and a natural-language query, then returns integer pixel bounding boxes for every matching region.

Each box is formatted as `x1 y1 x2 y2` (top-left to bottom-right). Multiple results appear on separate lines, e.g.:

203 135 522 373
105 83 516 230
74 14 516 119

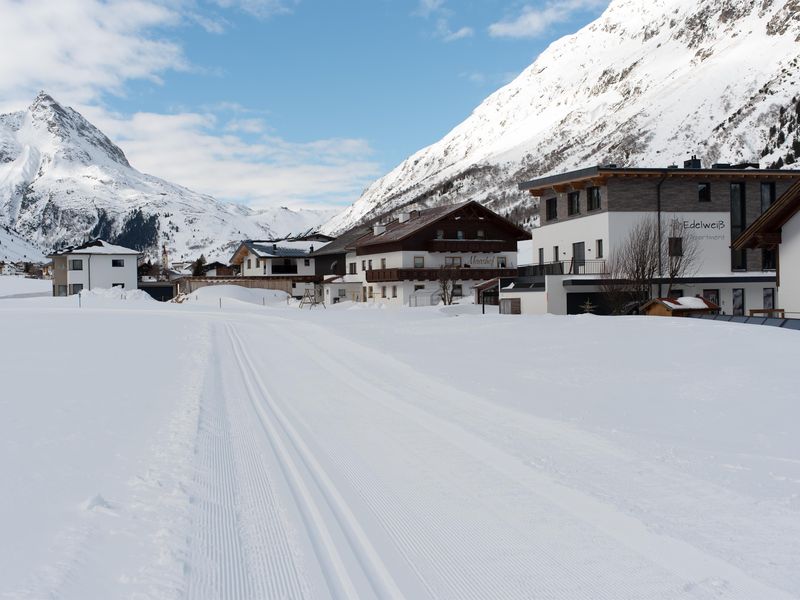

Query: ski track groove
258 319 796 600
226 323 406 599
186 324 308 600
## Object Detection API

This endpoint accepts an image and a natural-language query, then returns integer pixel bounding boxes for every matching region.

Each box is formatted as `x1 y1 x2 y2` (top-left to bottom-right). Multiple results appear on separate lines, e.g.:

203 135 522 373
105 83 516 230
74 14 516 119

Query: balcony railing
366 267 518 283
523 259 608 277
271 265 299 275
426 239 516 253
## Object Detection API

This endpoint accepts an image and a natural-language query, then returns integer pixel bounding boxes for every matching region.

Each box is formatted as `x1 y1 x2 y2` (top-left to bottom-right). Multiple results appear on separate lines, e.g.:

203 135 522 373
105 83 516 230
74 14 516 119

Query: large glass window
731 183 747 270
348 262 356 274
761 182 776 213
763 288 775 310
567 191 580 216
698 182 711 202
69 259 83 271
545 197 557 221
732 288 745 316
68 283 83 295
587 187 601 211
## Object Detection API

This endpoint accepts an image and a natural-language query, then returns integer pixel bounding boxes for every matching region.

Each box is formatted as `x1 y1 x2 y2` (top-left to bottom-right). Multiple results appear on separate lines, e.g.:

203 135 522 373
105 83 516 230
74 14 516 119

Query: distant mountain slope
0 93 334 261
322 0 800 234
0 225 45 263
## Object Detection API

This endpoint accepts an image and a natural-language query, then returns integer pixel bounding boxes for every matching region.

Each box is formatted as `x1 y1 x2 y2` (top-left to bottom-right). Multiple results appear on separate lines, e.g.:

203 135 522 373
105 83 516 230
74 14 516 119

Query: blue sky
0 0 609 210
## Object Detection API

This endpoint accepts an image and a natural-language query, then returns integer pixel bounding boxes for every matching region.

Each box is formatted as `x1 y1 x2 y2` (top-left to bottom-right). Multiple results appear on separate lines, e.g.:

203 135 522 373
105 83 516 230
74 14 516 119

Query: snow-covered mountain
322 0 800 234
0 224 45 263
0 93 335 261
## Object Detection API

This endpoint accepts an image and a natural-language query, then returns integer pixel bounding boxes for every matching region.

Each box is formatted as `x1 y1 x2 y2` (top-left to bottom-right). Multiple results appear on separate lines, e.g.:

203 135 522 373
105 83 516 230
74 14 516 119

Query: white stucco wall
65 254 137 292
779 211 800 314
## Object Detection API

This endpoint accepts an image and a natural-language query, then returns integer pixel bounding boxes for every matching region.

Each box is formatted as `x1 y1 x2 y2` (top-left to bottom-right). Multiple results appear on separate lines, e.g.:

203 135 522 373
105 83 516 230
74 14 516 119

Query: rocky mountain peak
26 91 130 168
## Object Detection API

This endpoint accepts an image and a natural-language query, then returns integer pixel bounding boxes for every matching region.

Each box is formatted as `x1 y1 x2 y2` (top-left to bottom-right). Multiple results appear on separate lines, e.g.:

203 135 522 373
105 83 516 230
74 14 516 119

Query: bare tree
437 267 458 306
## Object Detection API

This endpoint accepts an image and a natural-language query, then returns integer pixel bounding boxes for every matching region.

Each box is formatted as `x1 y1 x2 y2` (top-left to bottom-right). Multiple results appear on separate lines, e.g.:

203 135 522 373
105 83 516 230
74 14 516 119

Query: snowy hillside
1 287 799 598
0 224 45 263
323 0 800 234
0 93 334 261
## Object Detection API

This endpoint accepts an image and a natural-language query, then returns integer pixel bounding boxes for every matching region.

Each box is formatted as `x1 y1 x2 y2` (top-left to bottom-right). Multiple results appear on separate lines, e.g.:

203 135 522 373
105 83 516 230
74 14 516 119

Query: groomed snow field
1 283 799 600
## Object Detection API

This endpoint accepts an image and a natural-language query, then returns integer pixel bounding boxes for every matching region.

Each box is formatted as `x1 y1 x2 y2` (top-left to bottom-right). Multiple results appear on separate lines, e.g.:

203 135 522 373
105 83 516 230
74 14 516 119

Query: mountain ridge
321 0 800 235
0 92 334 261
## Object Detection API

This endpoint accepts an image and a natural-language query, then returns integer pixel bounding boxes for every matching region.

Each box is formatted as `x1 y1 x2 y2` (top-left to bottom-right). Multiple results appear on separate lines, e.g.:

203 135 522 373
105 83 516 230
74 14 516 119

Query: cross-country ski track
2 298 800 599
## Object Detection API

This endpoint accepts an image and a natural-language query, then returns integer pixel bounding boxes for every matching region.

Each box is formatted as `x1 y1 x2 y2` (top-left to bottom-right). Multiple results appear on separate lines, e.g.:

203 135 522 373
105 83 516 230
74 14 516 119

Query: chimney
309 245 314 253
683 155 702 169
373 225 386 236
398 212 410 223
272 243 277 252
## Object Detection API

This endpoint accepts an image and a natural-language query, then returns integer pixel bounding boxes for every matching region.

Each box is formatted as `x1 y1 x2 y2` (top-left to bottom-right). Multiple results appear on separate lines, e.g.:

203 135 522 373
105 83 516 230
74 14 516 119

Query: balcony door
572 242 585 274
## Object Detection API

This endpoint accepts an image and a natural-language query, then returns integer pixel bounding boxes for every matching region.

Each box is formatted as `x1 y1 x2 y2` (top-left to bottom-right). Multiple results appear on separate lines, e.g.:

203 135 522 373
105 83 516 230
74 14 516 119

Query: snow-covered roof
49 239 140 256
230 238 329 264
645 296 719 311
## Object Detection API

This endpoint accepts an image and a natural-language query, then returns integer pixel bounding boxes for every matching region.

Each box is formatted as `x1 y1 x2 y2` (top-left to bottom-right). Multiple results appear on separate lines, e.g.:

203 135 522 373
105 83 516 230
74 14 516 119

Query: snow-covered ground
0 275 51 298
1 284 799 599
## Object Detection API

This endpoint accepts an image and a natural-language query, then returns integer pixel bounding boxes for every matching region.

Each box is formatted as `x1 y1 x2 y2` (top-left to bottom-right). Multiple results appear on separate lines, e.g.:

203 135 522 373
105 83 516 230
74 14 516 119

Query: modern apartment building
505 160 800 315
49 239 140 296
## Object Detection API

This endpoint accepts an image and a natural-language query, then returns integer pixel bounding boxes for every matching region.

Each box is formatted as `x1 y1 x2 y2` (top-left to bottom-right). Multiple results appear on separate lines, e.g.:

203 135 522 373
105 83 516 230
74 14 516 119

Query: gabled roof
354 201 530 249
48 239 140 257
309 224 372 256
229 238 327 265
641 296 720 312
732 179 800 250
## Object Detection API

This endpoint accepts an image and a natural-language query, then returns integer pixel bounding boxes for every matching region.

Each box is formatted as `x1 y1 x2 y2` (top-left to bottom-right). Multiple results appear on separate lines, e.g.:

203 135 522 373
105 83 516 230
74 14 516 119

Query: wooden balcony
426 239 516 253
365 267 518 283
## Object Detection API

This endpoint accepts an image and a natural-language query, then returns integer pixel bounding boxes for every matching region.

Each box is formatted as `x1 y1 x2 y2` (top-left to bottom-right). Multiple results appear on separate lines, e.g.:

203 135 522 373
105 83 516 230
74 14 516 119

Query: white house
324 202 530 305
732 178 800 315
504 161 800 315
48 240 140 296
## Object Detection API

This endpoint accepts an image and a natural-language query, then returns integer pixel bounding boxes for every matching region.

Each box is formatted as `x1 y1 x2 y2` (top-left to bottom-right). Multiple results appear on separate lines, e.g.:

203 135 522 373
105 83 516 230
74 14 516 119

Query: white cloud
210 0 297 19
415 0 473 43
0 0 187 107
84 106 382 209
488 0 607 39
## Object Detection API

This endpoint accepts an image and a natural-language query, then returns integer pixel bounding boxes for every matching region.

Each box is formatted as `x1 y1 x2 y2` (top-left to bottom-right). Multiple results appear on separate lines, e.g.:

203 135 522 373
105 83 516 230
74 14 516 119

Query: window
497 256 508 268
381 258 386 269
381 286 387 298
730 183 747 270
68 283 83 295
702 289 720 306
587 187 601 211
732 288 745 316
553 246 560 262
349 262 356 274
368 286 374 298
761 182 776 213
763 287 775 310
391 285 397 298
56 285 67 297
596 239 604 259
453 284 463 297
247 259 252 270
668 237 683 257
477 229 485 239
112 283 124 288
762 248 776 270
545 197 557 221
698 182 711 203
338 288 346 297
414 284 425 292
255 259 260 269
69 259 83 271
111 259 124 268
361 260 366 270
538 248 544 265
444 256 462 267
457 230 464 240
304 259 310 267
436 229 444 239
567 191 580 216
413 256 424 268
368 259 372 270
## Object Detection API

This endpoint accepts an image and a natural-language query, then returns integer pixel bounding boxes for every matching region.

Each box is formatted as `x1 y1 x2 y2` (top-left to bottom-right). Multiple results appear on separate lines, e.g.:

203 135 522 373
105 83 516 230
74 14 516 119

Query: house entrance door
572 242 585 274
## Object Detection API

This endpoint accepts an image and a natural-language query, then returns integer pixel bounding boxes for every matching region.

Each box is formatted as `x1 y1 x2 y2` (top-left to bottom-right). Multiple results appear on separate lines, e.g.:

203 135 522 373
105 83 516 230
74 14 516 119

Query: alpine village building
49 239 140 296
312 201 531 305
501 159 800 315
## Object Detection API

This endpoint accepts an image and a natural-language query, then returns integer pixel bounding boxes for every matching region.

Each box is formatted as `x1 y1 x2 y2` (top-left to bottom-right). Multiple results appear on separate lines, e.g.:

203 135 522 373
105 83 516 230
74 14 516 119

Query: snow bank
0 275 51 298
79 288 155 304
180 284 290 306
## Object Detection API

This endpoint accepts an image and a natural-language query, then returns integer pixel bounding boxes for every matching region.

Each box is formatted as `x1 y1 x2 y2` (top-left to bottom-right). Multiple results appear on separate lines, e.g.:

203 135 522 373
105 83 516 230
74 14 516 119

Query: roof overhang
732 179 800 250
